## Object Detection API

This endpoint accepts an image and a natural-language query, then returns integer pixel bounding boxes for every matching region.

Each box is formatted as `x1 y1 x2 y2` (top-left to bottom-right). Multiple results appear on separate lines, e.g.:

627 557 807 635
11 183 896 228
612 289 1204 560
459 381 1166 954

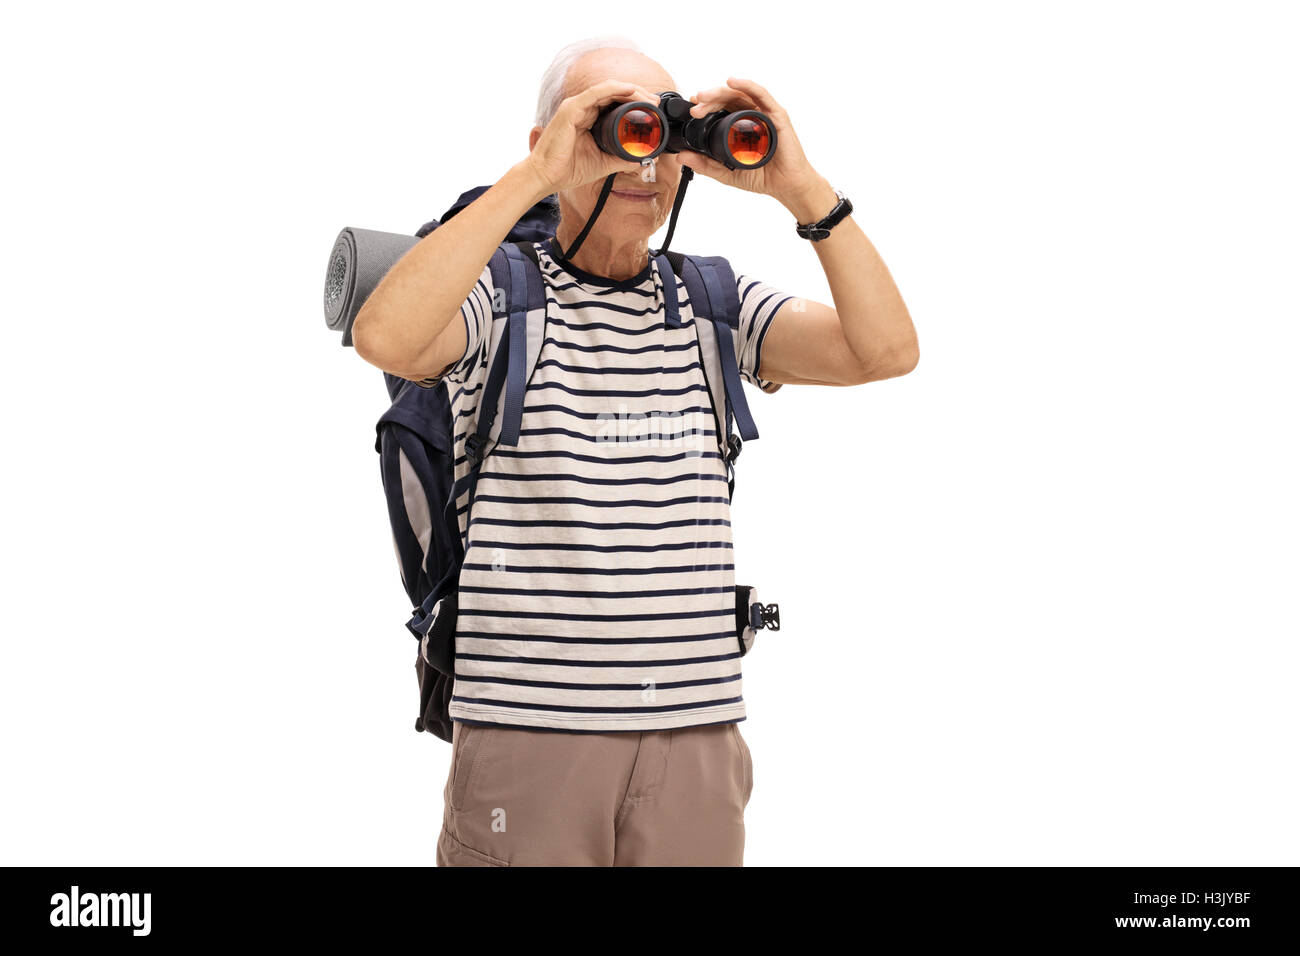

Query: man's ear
528 127 542 151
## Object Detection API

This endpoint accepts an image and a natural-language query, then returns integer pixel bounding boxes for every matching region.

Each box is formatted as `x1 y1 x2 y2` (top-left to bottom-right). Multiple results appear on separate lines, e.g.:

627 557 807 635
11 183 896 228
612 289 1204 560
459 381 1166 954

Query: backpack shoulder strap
503 240 547 445
663 252 760 465
658 252 723 455
469 241 546 456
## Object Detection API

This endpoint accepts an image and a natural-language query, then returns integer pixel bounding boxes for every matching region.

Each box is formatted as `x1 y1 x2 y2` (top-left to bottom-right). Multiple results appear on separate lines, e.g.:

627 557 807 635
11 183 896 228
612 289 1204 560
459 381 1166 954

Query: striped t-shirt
421 236 790 732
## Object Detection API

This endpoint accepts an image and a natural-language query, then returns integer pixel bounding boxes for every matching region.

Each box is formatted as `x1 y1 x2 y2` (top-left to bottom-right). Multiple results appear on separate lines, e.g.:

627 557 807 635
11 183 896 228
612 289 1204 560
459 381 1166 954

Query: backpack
324 186 781 742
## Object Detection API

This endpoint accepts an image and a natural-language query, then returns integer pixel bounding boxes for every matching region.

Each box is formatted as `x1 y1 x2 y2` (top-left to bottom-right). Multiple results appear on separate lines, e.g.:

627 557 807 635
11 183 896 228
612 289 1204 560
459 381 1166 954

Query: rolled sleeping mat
323 227 419 346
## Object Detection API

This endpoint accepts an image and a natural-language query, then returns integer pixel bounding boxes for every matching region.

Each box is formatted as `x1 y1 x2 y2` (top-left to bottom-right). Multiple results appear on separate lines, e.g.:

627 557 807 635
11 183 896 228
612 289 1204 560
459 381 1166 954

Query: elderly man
353 38 917 866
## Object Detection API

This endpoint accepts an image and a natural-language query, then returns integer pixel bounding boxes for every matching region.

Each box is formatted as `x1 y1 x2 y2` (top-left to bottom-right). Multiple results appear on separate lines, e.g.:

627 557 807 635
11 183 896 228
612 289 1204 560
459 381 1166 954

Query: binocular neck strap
563 174 617 260
657 166 694 256
561 165 694 261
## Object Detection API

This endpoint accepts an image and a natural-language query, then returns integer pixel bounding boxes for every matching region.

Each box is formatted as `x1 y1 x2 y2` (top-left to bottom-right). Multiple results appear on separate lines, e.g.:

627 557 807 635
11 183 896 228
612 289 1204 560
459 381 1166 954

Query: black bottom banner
4 866 1295 945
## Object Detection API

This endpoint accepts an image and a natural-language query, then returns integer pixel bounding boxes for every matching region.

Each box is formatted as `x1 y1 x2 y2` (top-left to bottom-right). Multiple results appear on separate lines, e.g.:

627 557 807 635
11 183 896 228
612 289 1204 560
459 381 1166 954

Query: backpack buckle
725 434 743 463
464 433 487 465
749 602 781 632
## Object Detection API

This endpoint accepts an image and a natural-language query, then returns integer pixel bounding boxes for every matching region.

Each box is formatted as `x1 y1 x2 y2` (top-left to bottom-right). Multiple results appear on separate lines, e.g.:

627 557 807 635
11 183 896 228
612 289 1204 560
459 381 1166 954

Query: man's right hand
524 79 660 195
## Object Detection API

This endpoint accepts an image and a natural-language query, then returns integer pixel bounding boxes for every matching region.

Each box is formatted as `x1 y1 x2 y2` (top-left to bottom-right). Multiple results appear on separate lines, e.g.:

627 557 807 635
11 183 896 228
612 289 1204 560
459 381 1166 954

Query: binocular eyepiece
594 91 776 170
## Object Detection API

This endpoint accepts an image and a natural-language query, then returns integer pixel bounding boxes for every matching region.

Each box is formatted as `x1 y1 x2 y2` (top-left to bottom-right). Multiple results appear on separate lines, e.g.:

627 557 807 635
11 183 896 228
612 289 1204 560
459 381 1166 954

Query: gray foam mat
323 227 419 346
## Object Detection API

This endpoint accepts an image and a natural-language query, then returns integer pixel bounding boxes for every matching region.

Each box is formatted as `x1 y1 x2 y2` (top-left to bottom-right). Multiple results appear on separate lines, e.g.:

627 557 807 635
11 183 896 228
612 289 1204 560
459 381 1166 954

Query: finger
689 86 756 118
553 83 628 133
561 81 633 124
574 79 636 109
561 82 661 135
725 77 783 117
577 80 660 112
631 86 661 107
688 93 754 117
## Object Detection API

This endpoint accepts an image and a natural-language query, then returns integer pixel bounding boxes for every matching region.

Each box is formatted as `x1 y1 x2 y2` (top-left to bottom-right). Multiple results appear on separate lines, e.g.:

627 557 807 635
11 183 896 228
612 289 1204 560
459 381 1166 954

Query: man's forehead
564 48 676 98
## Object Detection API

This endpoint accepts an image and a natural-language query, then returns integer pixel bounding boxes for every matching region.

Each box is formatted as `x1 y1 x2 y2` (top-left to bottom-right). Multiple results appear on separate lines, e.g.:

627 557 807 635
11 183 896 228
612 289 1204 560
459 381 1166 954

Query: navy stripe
455 630 735 646
519 403 714 422
549 317 666 336
544 281 653 299
527 380 708 399
466 540 731 555
490 448 720 465
449 438 723 470
461 562 734 575
515 425 716 443
462 608 733 624
450 380 483 404
543 337 698 356
472 494 729 509
447 278 492 380
536 359 703 377
454 673 741 691
475 470 726 487
450 695 744 714
542 276 660 299
457 607 732 623
452 716 743 734
547 296 666 318
467 516 731 530
459 582 731 597
751 290 783 319
750 295 791 386
455 649 739 668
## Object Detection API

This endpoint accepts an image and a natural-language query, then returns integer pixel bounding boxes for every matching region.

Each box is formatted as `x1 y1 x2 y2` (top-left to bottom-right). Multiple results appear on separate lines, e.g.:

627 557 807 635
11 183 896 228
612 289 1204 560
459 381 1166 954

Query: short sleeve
412 264 494 388
734 274 793 393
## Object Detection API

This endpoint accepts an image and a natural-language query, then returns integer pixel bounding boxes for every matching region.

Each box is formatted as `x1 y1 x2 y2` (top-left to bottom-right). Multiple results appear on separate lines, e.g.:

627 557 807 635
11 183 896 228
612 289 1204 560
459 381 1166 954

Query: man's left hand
678 77 837 222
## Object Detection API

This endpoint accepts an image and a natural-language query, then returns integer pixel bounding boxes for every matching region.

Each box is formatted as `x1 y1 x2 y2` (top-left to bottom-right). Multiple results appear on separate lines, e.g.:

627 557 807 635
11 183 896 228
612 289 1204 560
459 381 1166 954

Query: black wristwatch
795 189 852 241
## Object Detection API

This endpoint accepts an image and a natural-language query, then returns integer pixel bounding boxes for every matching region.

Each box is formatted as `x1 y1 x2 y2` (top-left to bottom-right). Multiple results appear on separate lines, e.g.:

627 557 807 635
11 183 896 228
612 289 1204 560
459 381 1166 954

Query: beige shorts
437 720 754 866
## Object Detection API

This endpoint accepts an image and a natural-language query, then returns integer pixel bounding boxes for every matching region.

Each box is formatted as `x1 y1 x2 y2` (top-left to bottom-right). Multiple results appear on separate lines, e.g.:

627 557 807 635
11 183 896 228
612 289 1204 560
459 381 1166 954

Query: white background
2 0 1296 866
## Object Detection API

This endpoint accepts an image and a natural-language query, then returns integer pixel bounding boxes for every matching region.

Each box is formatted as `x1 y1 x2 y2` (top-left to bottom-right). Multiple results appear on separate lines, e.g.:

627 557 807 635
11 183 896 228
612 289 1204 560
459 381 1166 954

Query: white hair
534 36 643 128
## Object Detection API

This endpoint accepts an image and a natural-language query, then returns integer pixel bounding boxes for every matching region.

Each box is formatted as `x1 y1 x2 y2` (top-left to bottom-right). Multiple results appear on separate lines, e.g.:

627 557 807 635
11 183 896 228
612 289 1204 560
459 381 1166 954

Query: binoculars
593 91 777 170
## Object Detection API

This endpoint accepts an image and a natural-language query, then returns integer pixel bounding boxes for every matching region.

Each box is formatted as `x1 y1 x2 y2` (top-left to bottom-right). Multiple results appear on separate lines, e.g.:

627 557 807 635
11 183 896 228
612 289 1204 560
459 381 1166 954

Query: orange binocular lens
616 108 664 158
595 101 668 162
725 116 772 167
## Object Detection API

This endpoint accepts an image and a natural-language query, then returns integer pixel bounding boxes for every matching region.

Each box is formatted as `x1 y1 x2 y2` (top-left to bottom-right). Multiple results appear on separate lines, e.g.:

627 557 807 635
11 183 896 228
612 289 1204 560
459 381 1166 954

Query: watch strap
795 189 852 241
